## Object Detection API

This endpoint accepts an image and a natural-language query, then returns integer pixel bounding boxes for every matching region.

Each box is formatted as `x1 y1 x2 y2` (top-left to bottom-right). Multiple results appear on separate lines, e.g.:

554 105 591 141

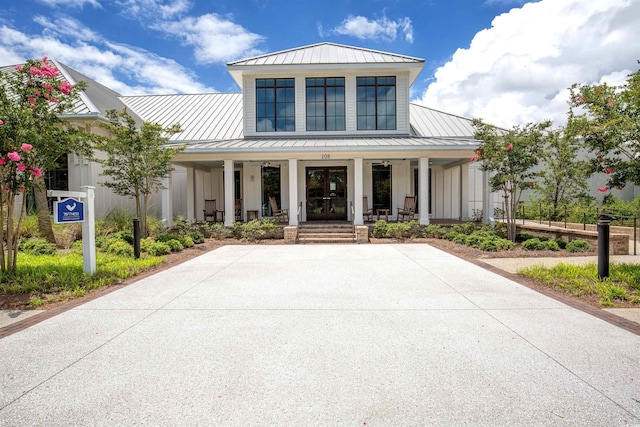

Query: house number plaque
322 153 331 159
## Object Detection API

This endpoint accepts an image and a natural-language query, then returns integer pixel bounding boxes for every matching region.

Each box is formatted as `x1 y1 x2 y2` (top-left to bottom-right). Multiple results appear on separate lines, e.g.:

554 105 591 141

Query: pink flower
606 99 615 107
598 187 609 193
29 66 42 76
27 97 36 104
470 156 478 162
18 187 25 193
0 119 3 126
604 167 614 174
2 187 9 192
33 90 41 97
49 97 58 103
0 158 5 165
21 143 33 151
58 81 73 95
31 167 42 177
17 164 26 171
14 65 23 71
7 152 20 162
504 144 513 151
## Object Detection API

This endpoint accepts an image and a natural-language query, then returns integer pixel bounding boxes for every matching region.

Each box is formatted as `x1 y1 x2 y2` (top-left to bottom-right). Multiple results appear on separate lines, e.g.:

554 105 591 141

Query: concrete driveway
1 244 639 426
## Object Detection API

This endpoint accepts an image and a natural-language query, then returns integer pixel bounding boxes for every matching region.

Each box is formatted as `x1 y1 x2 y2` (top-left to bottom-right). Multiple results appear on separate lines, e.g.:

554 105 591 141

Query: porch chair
397 196 417 222
235 198 243 222
203 199 224 222
268 196 289 223
363 196 373 222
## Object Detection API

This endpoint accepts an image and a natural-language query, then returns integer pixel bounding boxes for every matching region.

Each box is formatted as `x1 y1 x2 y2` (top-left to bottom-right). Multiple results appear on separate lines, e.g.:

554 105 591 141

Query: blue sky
1 0 639 127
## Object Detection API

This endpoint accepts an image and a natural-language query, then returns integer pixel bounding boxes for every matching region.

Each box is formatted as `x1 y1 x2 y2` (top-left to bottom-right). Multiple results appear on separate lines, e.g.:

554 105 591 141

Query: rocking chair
397 196 417 222
363 196 373 222
268 196 289 223
203 199 224 222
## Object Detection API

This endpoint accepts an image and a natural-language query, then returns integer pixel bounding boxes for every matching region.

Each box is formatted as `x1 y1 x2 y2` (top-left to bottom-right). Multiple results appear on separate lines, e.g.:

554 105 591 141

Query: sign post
48 186 96 275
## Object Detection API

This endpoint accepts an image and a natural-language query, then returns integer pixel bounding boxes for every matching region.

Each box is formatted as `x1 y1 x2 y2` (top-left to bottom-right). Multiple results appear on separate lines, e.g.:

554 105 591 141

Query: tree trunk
33 175 57 245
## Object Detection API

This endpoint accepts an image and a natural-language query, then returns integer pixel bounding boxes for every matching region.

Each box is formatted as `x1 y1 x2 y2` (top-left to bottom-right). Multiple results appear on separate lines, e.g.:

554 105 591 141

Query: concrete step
297 223 355 244
298 236 355 244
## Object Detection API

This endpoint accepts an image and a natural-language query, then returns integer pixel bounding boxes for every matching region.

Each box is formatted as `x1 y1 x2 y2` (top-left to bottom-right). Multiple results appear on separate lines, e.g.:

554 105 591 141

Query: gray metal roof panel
409 103 476 137
120 93 244 141
179 136 479 153
228 42 424 66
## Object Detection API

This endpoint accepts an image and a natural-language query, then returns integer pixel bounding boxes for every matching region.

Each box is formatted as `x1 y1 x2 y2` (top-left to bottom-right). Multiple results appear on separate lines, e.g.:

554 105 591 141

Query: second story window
357 76 396 130
256 78 295 132
306 78 345 131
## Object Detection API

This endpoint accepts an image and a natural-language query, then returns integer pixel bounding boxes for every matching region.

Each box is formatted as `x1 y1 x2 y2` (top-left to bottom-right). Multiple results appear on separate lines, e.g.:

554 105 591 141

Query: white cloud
332 15 414 43
114 0 191 19
0 18 213 95
156 13 265 63
417 0 640 128
36 0 101 7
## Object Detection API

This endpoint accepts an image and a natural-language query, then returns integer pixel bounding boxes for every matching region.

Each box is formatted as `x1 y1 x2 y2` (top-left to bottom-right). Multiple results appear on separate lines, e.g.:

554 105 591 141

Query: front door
306 167 347 221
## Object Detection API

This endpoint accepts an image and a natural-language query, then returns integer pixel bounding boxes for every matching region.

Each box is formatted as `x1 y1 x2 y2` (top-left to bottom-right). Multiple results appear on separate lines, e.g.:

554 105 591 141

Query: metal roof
409 103 477 137
0 60 131 121
227 42 425 87
120 93 244 141
175 136 478 153
228 42 424 66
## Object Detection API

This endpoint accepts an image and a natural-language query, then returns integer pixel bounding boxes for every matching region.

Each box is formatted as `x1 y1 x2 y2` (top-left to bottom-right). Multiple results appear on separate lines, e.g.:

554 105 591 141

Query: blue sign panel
54 198 84 224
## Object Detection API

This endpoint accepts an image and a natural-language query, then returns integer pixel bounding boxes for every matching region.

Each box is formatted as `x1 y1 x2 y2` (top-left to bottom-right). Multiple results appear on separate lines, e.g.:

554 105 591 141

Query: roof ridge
228 42 424 65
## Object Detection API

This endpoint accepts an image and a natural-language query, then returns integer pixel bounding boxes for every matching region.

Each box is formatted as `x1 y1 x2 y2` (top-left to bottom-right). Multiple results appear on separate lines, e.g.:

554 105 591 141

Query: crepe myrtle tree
0 58 89 271
568 67 640 193
472 119 551 242
536 127 592 220
91 109 183 237
0 57 90 245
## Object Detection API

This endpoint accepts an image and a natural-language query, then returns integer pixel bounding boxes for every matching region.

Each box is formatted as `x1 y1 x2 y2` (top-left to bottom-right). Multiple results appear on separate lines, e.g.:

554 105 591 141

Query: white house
119 43 485 227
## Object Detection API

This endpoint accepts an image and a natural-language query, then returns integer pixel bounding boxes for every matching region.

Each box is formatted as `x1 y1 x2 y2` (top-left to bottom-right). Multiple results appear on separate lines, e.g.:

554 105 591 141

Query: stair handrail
297 201 302 223
350 201 355 225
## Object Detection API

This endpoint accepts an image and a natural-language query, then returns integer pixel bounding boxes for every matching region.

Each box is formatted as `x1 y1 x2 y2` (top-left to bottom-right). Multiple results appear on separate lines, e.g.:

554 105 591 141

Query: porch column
186 166 195 221
419 157 430 225
288 159 298 225
461 163 469 221
161 174 173 227
224 159 234 226
354 157 363 225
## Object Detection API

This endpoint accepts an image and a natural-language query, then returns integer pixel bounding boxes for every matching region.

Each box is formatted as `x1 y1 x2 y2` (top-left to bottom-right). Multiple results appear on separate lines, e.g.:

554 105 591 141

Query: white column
419 157 430 225
161 174 173 227
483 169 494 224
461 163 469 221
224 159 234 226
288 159 298 225
186 166 195 221
354 158 363 225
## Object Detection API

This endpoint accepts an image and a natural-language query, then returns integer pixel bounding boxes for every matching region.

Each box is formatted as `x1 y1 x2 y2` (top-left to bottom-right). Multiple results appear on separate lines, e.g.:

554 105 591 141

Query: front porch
163 153 484 228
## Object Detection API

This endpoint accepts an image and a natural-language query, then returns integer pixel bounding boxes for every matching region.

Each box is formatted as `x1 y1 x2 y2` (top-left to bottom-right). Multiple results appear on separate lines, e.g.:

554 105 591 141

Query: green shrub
165 239 183 252
451 222 479 235
554 238 567 249
443 231 462 241
140 238 171 256
566 239 591 253
372 220 389 238
543 240 560 251
516 232 536 243
20 238 57 255
107 240 134 257
189 232 205 244
204 222 232 239
522 238 546 251
452 233 468 244
422 224 448 238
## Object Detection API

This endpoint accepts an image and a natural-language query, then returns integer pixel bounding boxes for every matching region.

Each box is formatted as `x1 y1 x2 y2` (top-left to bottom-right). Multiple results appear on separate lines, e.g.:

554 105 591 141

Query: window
357 76 396 130
262 166 281 216
372 163 392 211
256 78 295 132
306 78 345 131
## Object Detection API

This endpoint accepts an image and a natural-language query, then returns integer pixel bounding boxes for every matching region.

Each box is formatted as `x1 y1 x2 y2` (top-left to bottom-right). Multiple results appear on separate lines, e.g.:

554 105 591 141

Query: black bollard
133 218 141 259
597 213 612 280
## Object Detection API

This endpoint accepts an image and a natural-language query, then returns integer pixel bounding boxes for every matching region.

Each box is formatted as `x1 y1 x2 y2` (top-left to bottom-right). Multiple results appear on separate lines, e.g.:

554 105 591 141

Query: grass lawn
0 251 165 307
519 262 640 307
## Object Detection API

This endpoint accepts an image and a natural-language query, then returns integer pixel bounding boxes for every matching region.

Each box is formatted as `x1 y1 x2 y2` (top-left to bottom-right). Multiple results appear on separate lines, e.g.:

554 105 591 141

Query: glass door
306 167 347 221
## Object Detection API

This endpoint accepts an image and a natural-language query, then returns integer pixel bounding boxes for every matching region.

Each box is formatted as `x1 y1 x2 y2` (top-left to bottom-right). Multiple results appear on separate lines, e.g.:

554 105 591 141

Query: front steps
297 223 356 244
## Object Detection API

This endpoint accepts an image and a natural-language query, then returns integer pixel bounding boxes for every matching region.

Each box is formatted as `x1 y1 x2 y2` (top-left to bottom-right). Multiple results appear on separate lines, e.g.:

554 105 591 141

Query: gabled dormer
227 42 424 138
